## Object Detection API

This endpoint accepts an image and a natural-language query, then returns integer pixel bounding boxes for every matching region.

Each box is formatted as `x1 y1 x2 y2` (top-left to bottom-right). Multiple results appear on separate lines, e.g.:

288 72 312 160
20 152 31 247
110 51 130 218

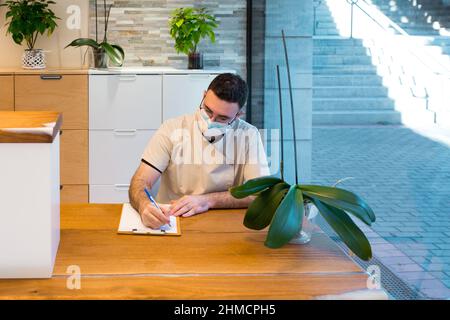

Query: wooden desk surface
0 204 374 300
0 111 62 143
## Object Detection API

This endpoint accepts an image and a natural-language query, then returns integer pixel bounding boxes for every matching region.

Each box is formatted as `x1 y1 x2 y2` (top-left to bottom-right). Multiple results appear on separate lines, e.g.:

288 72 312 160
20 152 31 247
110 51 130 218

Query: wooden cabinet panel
14 74 88 129
60 185 88 203
60 129 88 185
0 75 14 111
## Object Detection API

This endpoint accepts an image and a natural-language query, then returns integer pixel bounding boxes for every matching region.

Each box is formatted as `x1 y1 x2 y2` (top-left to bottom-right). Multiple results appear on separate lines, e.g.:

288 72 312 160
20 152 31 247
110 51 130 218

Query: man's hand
169 195 212 217
139 201 172 229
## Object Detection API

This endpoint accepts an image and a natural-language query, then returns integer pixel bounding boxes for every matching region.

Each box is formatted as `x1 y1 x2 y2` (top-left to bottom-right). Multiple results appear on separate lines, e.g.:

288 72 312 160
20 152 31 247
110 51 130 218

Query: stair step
313 55 373 65
313 46 369 55
313 38 364 46
314 86 389 98
313 110 402 125
315 21 337 28
313 65 378 74
313 98 395 111
314 29 340 36
313 75 382 86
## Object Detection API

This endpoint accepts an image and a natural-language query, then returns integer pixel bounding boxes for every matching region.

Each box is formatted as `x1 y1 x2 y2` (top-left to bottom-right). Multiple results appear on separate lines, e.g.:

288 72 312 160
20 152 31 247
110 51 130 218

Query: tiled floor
311 124 450 299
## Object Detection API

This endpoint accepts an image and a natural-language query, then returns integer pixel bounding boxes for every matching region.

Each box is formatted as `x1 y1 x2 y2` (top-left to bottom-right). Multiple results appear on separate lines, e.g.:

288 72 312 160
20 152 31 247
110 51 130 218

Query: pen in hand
144 187 171 227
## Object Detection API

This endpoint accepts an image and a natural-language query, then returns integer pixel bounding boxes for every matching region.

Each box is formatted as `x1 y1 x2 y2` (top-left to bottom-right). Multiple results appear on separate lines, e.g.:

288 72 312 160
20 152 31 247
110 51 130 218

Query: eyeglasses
199 98 240 125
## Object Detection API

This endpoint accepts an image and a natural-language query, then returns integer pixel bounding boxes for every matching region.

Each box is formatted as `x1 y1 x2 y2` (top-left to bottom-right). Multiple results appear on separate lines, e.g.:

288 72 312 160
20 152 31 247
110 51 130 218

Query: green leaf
313 199 372 261
230 176 284 199
265 185 304 248
111 44 125 64
100 42 123 66
300 185 376 225
12 33 23 45
244 182 290 230
175 19 184 28
65 38 100 49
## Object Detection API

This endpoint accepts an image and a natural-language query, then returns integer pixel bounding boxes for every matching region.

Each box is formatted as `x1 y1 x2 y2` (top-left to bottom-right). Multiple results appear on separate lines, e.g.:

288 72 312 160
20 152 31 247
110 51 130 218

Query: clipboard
118 203 181 236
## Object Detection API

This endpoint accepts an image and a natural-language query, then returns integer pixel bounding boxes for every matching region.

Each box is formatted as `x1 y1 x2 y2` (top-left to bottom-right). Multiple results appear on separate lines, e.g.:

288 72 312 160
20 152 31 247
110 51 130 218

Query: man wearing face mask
129 73 270 229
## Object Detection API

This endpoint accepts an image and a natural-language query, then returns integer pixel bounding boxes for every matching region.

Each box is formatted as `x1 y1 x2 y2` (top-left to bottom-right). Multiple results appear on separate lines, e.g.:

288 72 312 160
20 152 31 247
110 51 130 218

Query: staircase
313 2 402 125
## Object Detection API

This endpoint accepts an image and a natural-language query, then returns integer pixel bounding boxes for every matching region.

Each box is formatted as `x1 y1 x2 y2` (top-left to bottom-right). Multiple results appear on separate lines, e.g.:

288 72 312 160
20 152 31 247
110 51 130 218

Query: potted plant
230 31 376 261
0 0 59 69
169 7 219 69
65 0 124 68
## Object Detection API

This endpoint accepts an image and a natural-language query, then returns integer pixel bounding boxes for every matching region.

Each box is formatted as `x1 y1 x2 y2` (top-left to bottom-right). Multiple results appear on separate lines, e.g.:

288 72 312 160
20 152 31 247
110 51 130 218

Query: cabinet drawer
89 184 130 204
89 129 155 185
61 129 88 184
14 74 88 129
61 185 88 203
89 74 162 129
90 181 160 204
163 74 218 121
0 75 14 111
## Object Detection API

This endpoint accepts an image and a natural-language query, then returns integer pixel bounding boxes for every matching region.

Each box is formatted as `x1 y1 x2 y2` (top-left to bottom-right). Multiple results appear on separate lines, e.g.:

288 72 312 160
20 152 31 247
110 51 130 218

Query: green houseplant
230 31 376 261
0 0 59 69
169 7 219 69
65 0 124 68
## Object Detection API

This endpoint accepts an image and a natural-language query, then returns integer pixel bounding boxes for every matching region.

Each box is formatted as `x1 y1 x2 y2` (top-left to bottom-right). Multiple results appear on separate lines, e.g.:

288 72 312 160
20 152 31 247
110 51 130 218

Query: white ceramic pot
22 49 46 69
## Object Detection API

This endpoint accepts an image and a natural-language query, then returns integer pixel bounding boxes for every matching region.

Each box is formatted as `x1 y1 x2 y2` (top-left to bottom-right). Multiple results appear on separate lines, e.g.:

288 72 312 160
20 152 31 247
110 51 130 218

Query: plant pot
289 202 319 244
22 49 46 69
93 48 108 68
188 52 203 69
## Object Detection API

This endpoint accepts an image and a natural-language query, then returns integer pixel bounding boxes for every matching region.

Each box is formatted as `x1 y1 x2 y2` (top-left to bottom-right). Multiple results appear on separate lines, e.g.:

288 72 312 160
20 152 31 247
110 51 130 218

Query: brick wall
90 0 247 77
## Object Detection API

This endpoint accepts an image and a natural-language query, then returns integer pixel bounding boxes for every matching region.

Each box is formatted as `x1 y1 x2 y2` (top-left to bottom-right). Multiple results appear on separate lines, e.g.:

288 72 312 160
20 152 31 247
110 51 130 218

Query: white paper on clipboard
118 203 180 235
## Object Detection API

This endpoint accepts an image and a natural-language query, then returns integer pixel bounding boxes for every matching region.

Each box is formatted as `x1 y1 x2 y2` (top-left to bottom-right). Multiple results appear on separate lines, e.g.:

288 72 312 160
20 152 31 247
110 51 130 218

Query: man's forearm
203 191 255 209
129 174 151 213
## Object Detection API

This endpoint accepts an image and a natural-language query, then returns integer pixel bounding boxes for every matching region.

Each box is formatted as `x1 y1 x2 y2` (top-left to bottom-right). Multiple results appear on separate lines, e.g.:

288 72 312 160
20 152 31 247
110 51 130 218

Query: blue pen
144 187 171 227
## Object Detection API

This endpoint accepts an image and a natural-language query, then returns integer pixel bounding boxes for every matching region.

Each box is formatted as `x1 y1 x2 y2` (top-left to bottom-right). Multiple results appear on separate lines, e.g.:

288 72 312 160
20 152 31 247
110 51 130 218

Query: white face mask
196 108 231 140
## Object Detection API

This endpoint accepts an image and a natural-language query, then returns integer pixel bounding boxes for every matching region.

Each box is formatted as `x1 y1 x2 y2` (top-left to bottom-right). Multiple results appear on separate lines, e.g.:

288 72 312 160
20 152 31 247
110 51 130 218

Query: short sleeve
141 122 173 173
243 128 270 182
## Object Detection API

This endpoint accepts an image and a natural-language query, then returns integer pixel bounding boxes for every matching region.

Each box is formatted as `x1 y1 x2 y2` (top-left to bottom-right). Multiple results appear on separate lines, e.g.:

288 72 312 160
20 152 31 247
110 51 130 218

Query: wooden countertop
0 111 62 143
0 204 385 300
0 68 88 75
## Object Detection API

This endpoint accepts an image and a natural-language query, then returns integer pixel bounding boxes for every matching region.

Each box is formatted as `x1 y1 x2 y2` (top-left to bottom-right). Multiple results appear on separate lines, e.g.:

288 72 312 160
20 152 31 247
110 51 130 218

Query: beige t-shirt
141 112 270 203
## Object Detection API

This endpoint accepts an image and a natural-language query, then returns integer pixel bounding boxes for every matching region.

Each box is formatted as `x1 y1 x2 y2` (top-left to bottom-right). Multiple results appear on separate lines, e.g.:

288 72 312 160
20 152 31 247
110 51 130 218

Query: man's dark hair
207 73 248 109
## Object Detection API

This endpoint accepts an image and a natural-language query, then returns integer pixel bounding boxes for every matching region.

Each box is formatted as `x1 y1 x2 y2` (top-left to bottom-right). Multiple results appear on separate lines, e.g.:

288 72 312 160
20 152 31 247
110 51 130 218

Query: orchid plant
65 0 124 67
230 30 376 261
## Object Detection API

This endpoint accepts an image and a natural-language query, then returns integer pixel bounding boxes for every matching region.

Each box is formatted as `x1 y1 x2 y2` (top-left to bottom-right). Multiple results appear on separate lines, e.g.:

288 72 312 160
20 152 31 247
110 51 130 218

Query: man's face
202 90 243 124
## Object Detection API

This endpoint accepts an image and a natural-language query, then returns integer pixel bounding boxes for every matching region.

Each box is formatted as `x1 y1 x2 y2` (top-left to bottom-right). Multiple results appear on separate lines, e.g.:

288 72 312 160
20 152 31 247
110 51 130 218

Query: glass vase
93 48 108 68
188 52 203 69
289 201 319 244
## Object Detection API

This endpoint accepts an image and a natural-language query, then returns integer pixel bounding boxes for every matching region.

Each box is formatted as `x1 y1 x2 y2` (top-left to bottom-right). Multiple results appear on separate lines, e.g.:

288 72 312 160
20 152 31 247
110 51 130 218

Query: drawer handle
118 74 137 81
40 74 63 80
114 129 137 136
188 74 211 80
60 185 63 190
114 184 130 191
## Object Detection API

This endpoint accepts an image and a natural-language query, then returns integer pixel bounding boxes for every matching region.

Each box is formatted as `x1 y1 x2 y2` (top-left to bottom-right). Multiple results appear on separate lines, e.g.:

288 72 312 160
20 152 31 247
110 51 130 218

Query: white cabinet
89 129 155 185
89 74 162 129
163 74 218 121
0 113 61 278
88 69 233 204
89 181 160 204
